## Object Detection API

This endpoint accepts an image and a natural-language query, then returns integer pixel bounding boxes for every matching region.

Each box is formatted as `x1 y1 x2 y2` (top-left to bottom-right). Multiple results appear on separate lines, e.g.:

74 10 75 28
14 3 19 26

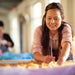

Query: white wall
73 0 75 35
61 0 75 35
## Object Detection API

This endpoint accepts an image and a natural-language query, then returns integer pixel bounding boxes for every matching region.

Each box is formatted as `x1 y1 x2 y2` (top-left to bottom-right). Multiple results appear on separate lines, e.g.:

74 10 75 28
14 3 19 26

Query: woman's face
46 9 64 31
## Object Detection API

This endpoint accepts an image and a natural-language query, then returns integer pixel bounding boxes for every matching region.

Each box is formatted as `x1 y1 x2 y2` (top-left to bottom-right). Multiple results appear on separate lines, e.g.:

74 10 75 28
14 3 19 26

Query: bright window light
31 2 42 44
31 2 42 32
11 18 18 40
31 2 42 18
49 0 60 3
12 18 18 29
11 18 20 53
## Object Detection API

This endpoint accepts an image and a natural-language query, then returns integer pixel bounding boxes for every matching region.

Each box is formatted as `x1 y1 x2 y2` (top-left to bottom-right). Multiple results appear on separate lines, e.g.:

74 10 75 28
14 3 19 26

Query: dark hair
0 21 4 27
41 3 67 57
45 2 64 19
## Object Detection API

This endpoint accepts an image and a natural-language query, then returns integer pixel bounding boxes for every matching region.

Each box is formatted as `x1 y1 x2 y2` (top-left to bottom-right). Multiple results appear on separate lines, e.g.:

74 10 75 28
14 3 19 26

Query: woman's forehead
46 9 61 17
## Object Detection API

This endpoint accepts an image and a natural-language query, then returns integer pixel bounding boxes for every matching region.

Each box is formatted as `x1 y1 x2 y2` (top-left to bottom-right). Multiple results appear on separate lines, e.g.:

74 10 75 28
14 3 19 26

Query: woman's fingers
57 58 64 65
43 55 53 63
51 56 55 59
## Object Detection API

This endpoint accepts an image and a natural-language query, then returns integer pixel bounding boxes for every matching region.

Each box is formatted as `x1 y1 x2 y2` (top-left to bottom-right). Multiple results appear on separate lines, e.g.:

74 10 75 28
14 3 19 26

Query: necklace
50 39 53 56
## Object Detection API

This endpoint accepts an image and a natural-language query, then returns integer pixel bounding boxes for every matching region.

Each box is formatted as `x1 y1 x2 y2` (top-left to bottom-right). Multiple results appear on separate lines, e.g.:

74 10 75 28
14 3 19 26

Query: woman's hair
45 2 64 19
41 2 68 57
0 21 4 27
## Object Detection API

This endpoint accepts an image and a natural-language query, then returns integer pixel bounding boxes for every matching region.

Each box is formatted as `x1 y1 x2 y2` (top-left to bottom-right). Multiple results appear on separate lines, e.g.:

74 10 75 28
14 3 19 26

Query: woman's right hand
43 55 55 64
33 52 55 63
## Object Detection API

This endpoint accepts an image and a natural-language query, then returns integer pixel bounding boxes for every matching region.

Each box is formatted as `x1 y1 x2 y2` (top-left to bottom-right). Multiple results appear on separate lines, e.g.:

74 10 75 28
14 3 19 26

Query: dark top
0 33 14 52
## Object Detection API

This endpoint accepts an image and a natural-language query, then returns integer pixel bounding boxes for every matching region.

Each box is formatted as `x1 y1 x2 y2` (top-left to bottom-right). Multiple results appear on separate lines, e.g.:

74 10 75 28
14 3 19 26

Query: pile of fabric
0 52 34 60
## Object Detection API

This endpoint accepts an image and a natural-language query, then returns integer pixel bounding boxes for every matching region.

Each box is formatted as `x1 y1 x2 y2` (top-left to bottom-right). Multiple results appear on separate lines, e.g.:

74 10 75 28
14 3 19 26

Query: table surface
0 65 75 75
0 60 75 75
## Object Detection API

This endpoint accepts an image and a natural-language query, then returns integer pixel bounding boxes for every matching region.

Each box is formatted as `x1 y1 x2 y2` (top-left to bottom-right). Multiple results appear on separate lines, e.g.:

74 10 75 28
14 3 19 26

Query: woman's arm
33 52 53 64
57 41 70 65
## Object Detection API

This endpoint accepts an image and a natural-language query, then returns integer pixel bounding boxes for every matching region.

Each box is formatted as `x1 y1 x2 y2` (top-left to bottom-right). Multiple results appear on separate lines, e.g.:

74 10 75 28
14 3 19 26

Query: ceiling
0 0 23 10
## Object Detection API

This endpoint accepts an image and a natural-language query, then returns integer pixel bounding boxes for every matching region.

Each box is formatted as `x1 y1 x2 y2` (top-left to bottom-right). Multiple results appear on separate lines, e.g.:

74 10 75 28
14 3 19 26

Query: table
0 65 75 75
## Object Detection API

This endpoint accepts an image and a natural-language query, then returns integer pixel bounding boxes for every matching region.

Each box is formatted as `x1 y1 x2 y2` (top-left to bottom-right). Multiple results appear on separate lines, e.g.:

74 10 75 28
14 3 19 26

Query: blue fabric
0 52 34 60
0 52 15 60
29 52 34 59
73 58 75 60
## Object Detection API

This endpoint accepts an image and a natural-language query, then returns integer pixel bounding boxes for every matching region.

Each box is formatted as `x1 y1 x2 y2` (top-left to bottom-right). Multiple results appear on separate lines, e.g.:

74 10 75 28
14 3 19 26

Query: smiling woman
33 2 73 65
0 0 75 61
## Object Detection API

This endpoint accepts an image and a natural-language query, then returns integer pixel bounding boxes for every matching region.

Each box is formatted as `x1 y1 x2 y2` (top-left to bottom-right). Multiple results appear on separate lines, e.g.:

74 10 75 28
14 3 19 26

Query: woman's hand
6 41 12 47
57 57 64 65
43 55 55 64
33 52 55 63
57 42 71 65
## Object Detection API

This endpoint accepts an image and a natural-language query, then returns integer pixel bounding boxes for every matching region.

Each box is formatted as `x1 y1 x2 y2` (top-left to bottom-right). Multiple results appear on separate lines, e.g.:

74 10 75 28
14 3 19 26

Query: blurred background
0 0 75 55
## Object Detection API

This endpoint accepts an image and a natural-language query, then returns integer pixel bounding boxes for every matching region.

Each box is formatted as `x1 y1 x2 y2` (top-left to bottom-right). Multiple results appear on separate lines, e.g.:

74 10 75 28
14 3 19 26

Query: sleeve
32 26 43 54
61 24 72 47
4 33 14 47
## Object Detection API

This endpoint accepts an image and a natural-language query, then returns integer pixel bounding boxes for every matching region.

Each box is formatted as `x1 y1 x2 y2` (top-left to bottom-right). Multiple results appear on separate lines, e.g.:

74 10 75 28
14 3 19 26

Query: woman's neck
50 30 58 37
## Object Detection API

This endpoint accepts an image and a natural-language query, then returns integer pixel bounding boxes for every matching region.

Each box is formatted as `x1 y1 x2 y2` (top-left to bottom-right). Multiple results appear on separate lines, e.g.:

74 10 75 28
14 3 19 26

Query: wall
61 0 75 35
0 8 10 34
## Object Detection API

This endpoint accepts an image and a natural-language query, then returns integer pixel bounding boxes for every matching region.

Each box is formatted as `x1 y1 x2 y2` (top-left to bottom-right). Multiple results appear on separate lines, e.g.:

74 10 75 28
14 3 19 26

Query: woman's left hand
57 42 71 65
57 57 64 65
6 41 12 47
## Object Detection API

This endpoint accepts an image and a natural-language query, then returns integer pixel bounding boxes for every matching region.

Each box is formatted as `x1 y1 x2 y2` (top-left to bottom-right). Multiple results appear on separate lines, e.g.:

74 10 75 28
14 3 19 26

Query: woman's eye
48 18 51 20
54 17 60 20
54 18 58 20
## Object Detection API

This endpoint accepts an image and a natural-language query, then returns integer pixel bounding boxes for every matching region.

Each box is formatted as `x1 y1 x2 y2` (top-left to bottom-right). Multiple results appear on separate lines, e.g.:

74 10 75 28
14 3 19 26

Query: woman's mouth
50 25 56 28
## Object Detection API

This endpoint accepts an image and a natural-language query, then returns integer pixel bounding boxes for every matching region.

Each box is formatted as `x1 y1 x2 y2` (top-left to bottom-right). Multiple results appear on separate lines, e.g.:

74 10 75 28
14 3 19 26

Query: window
49 0 60 3
10 17 20 53
45 0 60 6
31 2 42 42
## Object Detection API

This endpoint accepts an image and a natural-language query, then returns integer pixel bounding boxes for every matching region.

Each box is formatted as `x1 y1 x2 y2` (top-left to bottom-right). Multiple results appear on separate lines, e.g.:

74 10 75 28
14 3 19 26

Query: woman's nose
50 19 55 24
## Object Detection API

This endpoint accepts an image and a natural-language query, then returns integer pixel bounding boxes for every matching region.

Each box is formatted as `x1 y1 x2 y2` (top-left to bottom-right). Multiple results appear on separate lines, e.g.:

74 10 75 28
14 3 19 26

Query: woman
33 3 73 65
0 21 14 53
